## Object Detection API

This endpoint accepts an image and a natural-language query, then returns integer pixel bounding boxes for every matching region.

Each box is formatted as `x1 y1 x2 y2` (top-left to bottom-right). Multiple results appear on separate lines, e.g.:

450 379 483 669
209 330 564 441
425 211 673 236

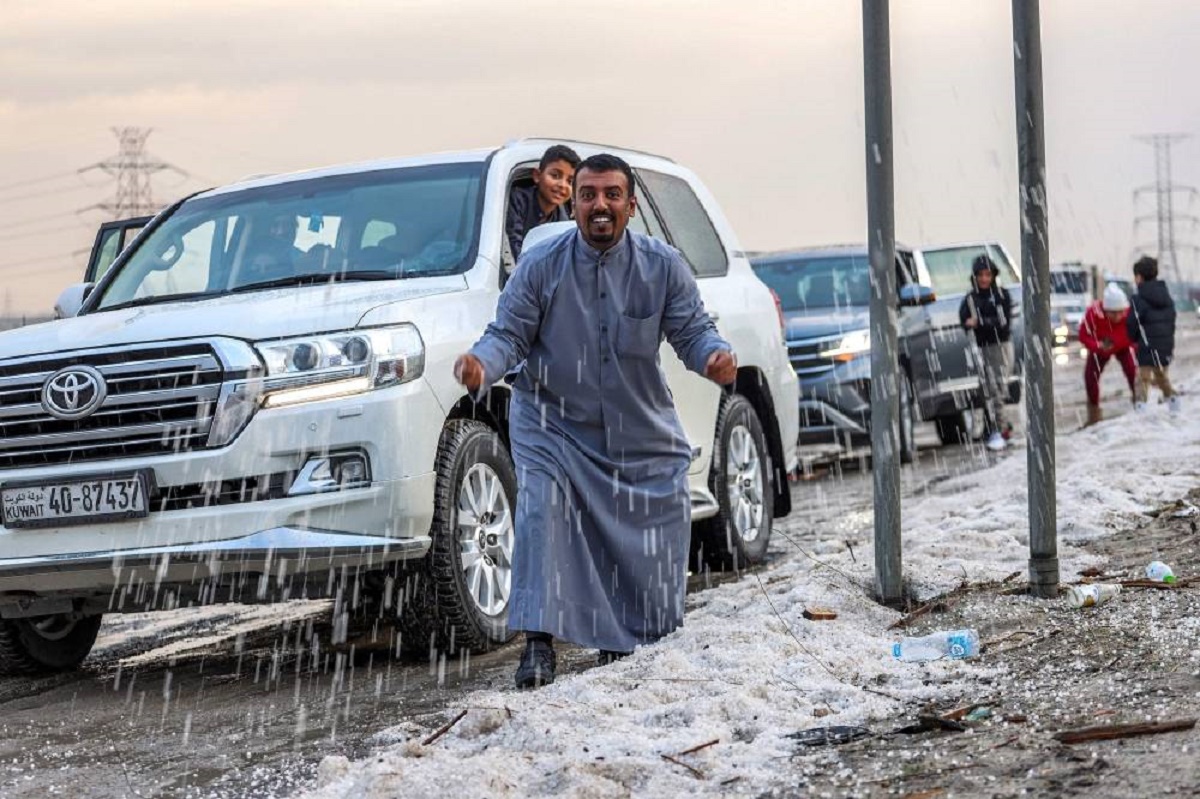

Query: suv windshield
921 244 1019 296
1050 270 1088 294
752 255 870 311
93 162 484 311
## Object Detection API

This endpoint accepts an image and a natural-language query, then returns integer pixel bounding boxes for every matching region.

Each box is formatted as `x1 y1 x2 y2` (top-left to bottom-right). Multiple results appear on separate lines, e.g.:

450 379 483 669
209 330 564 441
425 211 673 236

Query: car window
94 162 484 310
129 220 217 299
89 228 122 283
751 254 870 311
636 169 727 277
921 244 1019 295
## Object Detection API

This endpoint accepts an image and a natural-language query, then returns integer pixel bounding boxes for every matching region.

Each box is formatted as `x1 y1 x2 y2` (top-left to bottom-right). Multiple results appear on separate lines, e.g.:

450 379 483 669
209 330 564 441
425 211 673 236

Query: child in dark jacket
958 254 1014 451
1126 255 1179 412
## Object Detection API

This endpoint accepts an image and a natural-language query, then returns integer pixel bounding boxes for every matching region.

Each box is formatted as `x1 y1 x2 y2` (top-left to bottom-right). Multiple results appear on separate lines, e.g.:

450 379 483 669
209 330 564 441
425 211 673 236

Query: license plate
1 471 151 529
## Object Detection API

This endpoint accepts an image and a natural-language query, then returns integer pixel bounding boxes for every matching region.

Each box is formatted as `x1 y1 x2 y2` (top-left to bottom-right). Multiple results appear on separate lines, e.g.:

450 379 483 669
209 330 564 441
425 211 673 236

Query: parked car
0 140 799 674
751 241 1022 462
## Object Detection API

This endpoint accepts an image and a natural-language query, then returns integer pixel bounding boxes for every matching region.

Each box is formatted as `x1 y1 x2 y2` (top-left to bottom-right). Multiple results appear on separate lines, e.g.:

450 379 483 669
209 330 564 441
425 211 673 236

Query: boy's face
975 269 994 290
1104 309 1124 324
1134 273 1144 285
532 159 575 208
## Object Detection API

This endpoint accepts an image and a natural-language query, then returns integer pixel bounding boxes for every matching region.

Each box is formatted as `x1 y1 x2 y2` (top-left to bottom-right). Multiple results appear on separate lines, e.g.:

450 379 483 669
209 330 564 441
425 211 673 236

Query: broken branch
1054 718 1196 745
422 709 468 746
661 754 705 779
675 739 720 757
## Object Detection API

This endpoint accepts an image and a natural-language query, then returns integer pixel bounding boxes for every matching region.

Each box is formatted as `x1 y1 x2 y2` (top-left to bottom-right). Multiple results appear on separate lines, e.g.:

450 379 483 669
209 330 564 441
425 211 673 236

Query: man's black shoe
514 639 556 689
598 649 631 666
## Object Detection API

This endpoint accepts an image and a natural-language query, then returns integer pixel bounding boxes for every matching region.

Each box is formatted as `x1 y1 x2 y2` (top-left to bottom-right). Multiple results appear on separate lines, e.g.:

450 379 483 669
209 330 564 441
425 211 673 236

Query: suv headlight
819 329 871 362
255 324 425 409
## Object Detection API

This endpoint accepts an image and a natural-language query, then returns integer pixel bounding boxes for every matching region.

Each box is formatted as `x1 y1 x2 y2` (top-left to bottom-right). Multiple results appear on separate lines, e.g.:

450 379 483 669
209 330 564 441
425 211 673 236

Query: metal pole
863 0 902 605
1013 0 1059 598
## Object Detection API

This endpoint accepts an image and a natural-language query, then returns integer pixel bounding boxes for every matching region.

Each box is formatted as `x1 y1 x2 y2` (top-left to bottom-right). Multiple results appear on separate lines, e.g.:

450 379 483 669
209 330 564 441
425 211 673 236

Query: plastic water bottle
892 629 980 661
1146 561 1176 584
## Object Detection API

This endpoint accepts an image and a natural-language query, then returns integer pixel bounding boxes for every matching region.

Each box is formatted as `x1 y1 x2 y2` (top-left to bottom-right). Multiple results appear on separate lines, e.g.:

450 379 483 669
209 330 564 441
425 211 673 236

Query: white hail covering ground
303 376 1199 798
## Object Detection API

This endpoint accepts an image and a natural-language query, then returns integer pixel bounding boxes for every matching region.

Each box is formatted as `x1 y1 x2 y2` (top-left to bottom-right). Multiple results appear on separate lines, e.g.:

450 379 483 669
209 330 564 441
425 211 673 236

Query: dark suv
751 242 1023 462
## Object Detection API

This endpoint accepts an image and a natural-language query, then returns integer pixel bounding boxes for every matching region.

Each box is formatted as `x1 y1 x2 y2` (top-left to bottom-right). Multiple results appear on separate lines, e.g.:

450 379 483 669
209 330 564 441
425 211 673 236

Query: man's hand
705 350 737 386
964 318 978 329
454 354 485 392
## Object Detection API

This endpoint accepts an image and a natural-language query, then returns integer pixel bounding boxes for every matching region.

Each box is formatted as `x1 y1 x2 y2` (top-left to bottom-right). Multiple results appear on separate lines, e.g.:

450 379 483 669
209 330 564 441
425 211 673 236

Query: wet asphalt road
0 335 1178 798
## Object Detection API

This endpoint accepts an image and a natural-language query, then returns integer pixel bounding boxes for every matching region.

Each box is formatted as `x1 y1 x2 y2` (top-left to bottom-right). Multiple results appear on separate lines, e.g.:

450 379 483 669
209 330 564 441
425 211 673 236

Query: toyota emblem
41 365 108 420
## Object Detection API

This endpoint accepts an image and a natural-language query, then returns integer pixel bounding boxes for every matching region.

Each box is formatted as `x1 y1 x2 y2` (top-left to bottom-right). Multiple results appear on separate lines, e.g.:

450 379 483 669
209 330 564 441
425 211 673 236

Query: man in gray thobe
455 153 736 688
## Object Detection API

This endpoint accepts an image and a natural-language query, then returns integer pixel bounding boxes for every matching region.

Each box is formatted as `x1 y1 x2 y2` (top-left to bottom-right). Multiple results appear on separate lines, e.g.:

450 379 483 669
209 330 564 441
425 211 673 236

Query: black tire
398 420 518 656
898 371 917 465
0 614 102 675
934 409 977 446
692 394 774 573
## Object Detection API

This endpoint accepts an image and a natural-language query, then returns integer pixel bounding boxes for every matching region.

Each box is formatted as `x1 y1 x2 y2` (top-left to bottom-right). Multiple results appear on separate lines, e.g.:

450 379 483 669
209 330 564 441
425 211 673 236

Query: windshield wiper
228 271 402 294
94 291 218 313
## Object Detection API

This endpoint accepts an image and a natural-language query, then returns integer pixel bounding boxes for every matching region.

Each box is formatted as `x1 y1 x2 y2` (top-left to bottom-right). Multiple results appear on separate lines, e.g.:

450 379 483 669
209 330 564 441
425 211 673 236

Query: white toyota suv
0 140 799 674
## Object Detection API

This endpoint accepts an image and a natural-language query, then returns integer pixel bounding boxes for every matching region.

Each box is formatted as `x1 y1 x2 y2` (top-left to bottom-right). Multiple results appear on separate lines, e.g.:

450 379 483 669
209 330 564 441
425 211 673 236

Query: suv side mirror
54 282 94 319
898 283 936 307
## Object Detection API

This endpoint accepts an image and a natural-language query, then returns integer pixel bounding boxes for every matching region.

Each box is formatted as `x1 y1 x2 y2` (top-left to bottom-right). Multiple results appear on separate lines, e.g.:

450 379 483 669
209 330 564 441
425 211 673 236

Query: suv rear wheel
898 371 917 465
935 408 978 446
399 420 518 655
691 394 774 573
0 613 103 675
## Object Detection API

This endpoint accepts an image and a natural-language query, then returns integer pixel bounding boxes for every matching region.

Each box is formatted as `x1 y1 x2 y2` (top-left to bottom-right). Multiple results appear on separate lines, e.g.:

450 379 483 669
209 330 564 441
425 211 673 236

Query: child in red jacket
1079 283 1137 425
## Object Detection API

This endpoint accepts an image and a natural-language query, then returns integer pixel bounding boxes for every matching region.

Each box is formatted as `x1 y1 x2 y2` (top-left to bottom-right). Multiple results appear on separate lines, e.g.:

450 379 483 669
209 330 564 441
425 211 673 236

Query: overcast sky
2 0 1197 313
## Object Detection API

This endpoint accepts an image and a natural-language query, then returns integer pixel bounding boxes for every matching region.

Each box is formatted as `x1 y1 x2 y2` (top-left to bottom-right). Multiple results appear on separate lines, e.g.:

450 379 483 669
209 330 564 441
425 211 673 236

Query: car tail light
770 289 786 337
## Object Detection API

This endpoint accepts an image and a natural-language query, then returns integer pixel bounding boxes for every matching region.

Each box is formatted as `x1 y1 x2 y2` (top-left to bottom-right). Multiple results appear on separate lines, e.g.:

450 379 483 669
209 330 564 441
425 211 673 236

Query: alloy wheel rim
456 463 514 617
725 424 765 544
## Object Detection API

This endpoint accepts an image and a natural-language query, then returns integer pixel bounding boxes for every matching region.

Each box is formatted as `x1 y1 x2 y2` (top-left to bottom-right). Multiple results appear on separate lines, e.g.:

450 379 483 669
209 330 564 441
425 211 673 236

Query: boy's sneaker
514 639 556 689
1168 395 1182 414
985 432 1006 452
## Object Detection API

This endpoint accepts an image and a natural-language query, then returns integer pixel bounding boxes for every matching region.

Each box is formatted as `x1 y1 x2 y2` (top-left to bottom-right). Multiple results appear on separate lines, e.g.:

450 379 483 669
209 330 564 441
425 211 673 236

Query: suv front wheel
0 613 103 675
691 394 774 573
400 420 518 655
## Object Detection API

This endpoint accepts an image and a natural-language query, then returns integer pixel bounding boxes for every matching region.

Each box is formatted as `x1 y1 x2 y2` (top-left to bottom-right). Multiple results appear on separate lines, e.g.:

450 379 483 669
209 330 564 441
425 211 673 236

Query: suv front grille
787 334 842 377
0 343 224 469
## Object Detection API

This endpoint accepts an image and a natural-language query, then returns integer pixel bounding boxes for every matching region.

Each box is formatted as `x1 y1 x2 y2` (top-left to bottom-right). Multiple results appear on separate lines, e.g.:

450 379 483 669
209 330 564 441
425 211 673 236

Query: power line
10 209 84 229
0 170 81 195
0 222 91 243
0 182 96 207
0 251 85 274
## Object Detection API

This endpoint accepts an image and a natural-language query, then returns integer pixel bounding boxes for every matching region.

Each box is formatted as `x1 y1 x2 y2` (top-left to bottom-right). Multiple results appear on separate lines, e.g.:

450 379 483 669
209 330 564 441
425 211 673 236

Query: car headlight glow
255 324 425 409
819 329 872 362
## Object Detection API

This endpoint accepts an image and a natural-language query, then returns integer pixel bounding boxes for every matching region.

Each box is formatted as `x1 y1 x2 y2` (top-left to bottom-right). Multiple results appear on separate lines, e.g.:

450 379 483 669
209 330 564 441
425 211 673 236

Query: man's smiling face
574 167 636 251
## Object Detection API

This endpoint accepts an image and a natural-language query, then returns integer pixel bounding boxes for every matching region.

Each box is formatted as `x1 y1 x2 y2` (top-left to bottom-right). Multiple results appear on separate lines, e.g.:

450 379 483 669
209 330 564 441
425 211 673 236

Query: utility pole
863 0 902 606
78 127 185 219
1013 0 1058 600
1134 134 1198 285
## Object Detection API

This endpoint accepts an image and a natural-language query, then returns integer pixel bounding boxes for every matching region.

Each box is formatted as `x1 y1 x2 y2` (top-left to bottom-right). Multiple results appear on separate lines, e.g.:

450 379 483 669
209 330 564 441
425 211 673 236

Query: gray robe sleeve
661 252 730 375
469 257 544 392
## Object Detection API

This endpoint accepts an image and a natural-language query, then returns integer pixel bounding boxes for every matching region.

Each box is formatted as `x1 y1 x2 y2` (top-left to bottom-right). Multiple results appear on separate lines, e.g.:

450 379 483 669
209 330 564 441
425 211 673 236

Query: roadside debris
1145 560 1176 583
789 725 872 747
1066 583 1121 608
893 715 968 734
892 629 980 661
802 607 838 621
1053 718 1197 745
